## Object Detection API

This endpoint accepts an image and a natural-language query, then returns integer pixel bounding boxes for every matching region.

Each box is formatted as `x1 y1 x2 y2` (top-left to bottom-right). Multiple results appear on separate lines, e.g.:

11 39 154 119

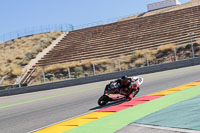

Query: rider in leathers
115 75 139 100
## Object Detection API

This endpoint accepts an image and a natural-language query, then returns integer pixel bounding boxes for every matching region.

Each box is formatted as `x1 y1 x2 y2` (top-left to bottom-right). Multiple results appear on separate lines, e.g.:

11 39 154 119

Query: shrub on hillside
135 58 146 67
177 45 186 52
96 64 107 72
185 43 192 49
156 44 175 58
24 52 35 61
45 73 55 80
132 50 143 59
74 67 83 78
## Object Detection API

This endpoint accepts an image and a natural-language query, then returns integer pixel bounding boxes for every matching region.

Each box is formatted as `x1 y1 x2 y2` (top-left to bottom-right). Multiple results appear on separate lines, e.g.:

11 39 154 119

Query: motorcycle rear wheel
98 95 110 106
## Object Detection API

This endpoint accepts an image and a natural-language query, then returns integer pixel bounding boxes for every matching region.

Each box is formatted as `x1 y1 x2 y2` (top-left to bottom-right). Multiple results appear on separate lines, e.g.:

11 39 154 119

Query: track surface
0 65 200 133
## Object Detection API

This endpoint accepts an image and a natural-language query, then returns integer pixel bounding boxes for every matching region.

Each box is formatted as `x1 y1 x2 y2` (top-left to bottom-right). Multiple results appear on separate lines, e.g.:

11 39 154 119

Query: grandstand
38 1 200 66
21 0 200 84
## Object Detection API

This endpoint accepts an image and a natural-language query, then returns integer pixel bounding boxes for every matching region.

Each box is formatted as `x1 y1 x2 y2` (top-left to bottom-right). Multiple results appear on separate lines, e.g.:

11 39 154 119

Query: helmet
121 75 128 80
121 75 129 85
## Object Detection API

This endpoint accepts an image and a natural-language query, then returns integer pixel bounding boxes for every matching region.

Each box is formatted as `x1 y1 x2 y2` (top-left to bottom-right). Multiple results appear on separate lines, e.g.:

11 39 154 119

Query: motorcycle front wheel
98 95 110 106
134 87 140 96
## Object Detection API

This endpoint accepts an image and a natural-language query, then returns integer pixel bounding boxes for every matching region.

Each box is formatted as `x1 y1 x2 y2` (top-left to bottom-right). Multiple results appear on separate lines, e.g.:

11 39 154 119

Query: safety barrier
0 57 200 97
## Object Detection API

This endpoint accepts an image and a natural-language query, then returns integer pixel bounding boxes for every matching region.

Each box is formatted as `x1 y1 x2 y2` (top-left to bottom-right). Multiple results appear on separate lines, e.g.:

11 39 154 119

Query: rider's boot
126 94 134 101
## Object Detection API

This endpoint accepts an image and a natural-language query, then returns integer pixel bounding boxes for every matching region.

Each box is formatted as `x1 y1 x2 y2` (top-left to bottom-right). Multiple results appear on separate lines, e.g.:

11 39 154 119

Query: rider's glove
130 82 137 90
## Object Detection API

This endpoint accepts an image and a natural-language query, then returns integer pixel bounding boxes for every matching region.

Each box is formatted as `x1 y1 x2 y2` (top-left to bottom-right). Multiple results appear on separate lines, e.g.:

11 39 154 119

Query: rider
115 75 139 100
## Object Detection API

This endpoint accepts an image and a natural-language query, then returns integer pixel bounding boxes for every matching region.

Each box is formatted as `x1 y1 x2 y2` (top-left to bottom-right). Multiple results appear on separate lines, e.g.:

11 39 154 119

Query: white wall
147 0 181 11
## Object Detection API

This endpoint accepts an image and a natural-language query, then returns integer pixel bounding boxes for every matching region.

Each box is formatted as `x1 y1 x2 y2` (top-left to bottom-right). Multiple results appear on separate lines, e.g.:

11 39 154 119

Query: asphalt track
0 65 200 133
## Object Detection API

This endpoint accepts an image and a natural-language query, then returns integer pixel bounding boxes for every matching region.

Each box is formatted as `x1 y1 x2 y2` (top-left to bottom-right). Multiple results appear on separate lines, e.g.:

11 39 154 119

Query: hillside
0 31 62 86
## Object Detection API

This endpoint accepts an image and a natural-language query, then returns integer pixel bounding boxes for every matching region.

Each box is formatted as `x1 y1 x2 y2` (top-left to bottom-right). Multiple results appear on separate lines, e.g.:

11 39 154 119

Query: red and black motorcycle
98 77 143 106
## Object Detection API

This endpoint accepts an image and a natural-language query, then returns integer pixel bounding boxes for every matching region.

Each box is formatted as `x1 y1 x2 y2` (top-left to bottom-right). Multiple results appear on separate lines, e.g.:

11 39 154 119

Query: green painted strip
0 84 104 109
135 95 200 130
64 85 200 133
1 65 198 109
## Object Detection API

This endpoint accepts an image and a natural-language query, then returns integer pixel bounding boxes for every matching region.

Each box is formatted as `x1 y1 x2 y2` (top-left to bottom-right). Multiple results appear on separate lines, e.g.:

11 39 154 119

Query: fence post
14 76 22 87
117 58 121 71
92 63 96 75
188 33 195 58
18 80 21 87
0 76 7 85
145 53 149 66
191 42 195 58
67 67 71 79
42 71 46 82
174 47 177 61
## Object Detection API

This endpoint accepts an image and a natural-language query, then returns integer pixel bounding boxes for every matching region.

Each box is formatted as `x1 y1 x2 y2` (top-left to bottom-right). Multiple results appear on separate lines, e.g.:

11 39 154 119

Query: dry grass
121 63 129 70
195 38 200 45
44 64 65 72
10 64 22 76
0 31 62 85
120 55 132 62
196 51 200 56
157 43 176 52
92 58 110 64
131 49 156 66
2 80 10 86
44 61 82 73
0 66 12 76
80 60 92 66
42 57 111 73
148 54 156 62
134 58 146 67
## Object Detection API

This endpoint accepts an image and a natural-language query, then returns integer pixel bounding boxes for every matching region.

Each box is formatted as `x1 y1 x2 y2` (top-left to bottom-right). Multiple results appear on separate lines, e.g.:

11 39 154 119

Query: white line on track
27 93 149 133
130 123 200 133
27 109 96 133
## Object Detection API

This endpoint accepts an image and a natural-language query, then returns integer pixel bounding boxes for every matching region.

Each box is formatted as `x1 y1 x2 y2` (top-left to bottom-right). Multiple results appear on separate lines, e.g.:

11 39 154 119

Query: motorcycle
98 77 143 106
